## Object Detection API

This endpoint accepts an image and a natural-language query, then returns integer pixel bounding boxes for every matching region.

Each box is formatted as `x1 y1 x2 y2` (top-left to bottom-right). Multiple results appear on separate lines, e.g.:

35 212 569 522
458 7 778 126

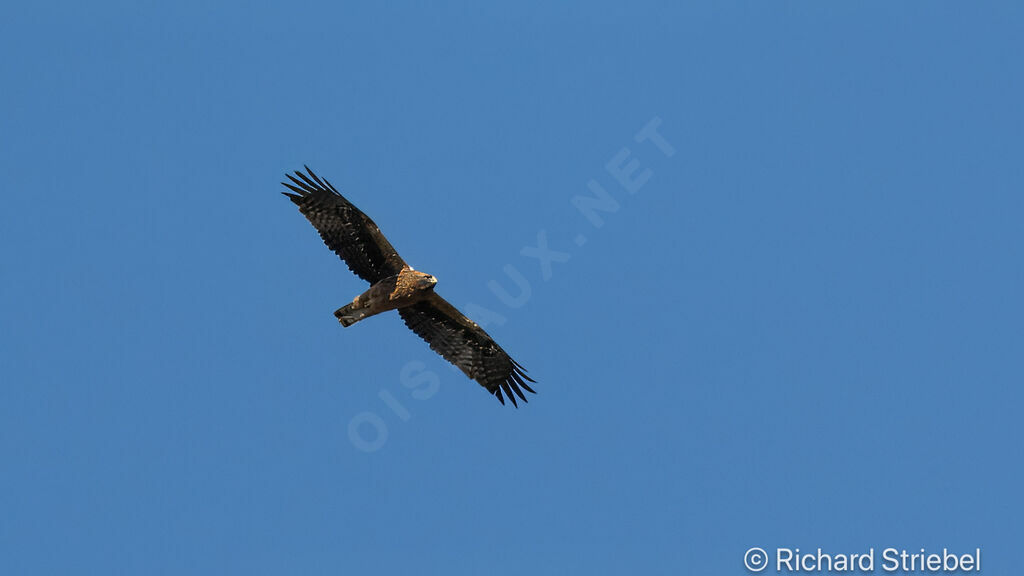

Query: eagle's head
417 273 438 290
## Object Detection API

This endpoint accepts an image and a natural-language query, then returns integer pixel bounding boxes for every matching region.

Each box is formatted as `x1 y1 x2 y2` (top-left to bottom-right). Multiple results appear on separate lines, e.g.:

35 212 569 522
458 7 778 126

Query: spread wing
282 166 407 284
399 292 536 407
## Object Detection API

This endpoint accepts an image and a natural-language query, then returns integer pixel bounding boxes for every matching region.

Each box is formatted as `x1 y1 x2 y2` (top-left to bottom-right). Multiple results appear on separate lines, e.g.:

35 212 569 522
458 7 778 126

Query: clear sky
2 2 1022 575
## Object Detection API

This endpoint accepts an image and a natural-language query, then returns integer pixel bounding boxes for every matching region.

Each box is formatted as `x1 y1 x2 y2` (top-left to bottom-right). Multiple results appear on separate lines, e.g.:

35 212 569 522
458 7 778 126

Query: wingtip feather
284 174 309 192
501 382 518 407
305 166 329 188
281 183 303 197
294 169 321 190
511 371 536 395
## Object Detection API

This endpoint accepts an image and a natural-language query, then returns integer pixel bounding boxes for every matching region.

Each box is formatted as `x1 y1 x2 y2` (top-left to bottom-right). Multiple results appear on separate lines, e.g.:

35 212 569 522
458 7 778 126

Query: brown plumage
282 166 536 406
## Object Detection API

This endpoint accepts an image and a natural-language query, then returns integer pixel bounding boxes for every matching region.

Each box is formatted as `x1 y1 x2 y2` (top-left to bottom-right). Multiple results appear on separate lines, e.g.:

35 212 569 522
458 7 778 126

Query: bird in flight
282 166 536 406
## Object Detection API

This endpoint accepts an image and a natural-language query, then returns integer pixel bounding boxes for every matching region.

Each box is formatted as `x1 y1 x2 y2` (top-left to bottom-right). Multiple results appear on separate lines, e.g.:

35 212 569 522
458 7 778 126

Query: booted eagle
283 166 536 406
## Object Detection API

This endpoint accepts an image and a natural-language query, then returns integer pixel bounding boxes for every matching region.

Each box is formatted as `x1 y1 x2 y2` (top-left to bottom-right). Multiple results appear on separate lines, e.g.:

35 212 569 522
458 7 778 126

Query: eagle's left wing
399 292 536 407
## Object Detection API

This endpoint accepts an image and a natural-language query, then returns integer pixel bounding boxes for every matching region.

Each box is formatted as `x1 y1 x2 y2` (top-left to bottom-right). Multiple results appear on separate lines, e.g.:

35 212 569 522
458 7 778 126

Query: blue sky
2 2 1022 575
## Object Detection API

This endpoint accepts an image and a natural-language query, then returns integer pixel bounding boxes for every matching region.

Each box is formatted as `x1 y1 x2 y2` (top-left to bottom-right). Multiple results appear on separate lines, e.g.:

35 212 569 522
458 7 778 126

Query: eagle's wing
399 292 536 407
282 166 407 284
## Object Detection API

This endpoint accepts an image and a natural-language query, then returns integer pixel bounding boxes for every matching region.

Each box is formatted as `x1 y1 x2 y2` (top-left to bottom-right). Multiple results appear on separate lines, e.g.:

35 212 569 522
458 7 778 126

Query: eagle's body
283 167 536 406
335 267 437 327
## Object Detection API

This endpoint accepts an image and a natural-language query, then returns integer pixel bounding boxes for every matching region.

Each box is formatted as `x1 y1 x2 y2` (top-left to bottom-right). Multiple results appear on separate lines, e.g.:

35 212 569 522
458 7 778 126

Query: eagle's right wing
282 166 407 284
399 292 536 407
